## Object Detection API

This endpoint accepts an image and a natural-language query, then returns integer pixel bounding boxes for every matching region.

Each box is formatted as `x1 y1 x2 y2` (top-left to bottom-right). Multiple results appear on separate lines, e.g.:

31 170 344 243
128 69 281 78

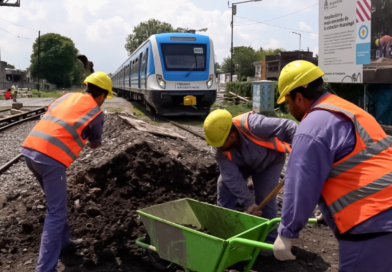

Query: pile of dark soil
0 114 219 271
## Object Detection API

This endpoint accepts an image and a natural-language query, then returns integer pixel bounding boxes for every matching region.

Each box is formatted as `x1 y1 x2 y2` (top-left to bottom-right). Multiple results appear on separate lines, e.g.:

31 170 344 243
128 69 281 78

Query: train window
170 37 196 41
161 44 207 71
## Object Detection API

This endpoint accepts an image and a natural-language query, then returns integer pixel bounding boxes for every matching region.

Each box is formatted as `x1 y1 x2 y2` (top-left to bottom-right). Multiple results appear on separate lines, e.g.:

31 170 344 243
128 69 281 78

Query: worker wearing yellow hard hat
376 35 392 59
274 60 392 271
204 103 297 245
21 71 113 271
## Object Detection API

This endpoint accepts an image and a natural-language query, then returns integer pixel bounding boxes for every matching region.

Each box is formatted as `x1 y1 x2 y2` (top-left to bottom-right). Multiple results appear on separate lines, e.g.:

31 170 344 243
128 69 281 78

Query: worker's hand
245 204 262 217
87 142 101 149
273 234 296 261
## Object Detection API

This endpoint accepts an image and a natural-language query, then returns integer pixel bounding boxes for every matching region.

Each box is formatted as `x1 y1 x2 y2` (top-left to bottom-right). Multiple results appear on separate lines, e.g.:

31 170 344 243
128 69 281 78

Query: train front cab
146 33 217 117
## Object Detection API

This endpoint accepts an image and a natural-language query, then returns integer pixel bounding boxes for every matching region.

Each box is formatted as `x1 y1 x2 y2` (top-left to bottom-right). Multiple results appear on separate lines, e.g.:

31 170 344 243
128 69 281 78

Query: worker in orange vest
21 72 113 272
375 35 392 58
273 60 392 271
203 108 297 243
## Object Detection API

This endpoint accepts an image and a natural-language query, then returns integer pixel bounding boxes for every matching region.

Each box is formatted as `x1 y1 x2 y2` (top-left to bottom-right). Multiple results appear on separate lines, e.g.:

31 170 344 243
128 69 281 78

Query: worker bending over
274 60 392 271
21 72 113 272
203 109 297 242
376 35 391 58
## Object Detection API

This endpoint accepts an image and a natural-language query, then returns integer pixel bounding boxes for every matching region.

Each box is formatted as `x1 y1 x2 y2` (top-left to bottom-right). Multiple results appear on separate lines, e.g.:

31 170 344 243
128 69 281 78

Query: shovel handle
256 182 284 212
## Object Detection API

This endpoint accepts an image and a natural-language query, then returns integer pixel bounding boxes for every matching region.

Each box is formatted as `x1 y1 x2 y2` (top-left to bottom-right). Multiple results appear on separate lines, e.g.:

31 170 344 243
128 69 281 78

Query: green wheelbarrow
136 198 317 272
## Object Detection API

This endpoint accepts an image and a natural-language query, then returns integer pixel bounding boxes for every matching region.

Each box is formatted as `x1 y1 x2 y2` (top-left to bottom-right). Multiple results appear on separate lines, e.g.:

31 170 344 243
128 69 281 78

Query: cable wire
0 16 38 32
234 16 318 34
0 27 33 39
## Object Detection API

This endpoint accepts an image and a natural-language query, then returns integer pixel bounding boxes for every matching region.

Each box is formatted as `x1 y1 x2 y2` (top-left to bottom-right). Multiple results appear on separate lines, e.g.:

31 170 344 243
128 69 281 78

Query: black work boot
60 239 84 256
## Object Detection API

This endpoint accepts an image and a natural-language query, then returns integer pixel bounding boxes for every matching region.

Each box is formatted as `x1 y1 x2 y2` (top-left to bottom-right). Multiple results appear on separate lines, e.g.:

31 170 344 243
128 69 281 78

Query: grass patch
30 89 83 98
212 103 298 123
274 110 298 123
211 103 252 117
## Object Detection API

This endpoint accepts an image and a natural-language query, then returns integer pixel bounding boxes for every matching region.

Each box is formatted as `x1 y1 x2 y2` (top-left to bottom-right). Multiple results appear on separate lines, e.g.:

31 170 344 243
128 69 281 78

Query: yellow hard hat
375 39 380 47
204 109 232 147
84 71 113 99
277 60 325 104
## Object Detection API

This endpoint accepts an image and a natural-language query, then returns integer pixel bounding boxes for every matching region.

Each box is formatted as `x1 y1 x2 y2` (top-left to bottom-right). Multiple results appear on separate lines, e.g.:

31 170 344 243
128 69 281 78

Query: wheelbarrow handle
136 236 158 252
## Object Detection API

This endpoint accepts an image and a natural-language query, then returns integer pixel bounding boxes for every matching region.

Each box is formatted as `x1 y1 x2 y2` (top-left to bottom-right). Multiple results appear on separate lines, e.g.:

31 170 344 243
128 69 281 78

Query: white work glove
273 234 296 261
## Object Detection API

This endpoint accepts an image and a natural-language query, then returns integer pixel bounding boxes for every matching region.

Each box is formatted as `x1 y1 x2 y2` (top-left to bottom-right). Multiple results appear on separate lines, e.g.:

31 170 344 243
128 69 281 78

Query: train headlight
156 74 166 89
206 74 214 89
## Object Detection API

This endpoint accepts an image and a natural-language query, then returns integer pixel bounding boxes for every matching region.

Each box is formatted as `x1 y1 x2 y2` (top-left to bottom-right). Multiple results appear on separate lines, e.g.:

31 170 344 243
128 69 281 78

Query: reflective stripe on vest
222 112 291 161
22 93 102 167
308 94 392 233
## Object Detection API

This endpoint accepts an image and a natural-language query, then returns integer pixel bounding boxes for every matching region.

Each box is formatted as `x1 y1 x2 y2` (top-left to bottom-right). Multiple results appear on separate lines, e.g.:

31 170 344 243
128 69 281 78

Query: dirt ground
0 113 340 272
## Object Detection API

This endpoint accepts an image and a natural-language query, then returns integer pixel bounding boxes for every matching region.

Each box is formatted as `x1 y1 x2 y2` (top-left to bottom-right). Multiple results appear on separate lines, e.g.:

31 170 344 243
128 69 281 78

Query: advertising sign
319 0 367 83
320 0 392 84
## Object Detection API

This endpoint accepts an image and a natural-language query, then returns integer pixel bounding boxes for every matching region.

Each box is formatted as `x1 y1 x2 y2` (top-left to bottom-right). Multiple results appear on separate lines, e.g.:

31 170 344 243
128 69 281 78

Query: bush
226 82 253 98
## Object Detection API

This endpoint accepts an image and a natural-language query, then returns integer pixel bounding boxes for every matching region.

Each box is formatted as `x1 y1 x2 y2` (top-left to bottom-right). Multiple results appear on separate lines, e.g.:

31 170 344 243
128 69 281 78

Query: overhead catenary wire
233 3 318 34
0 26 33 39
0 16 38 32
237 3 318 25
234 16 318 34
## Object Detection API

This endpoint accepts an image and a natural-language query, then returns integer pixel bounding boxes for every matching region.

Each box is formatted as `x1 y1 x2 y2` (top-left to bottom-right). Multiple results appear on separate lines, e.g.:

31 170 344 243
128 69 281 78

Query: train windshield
161 44 207 71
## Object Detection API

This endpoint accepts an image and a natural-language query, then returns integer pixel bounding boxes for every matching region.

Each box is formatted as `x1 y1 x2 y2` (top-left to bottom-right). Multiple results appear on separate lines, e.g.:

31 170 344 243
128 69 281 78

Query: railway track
0 106 46 132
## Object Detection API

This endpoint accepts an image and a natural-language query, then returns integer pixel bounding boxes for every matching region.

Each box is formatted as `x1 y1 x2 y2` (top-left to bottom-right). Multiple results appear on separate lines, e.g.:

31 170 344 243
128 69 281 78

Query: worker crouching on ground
203 108 297 243
273 60 392 271
376 35 391 58
20 72 113 272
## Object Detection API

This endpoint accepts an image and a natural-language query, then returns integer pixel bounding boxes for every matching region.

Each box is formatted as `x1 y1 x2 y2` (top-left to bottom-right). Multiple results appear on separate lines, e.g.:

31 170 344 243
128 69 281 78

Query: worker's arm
82 112 104 149
248 114 298 144
215 150 254 208
278 134 332 239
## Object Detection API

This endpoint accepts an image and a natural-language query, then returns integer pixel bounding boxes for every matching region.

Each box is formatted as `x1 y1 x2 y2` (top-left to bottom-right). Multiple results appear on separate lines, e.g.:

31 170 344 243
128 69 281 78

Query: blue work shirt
214 113 298 208
279 93 392 239
21 112 104 168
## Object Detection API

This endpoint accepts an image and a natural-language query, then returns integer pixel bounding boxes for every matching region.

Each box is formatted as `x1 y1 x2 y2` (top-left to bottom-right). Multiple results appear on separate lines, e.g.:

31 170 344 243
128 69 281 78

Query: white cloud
299 22 312 32
0 0 319 73
310 33 319 39
264 39 282 49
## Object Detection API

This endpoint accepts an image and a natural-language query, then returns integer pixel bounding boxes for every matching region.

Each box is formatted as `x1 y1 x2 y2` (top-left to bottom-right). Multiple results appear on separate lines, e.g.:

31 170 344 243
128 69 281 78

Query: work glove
245 204 262 217
273 234 296 261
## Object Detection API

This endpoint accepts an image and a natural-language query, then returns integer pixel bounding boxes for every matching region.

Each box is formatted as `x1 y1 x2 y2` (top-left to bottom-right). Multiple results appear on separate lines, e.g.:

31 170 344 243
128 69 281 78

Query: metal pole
299 34 301 59
364 84 367 111
230 7 234 82
37 30 40 93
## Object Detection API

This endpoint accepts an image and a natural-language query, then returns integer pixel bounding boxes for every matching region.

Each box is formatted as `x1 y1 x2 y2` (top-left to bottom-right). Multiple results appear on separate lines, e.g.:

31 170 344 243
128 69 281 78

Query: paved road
0 97 129 107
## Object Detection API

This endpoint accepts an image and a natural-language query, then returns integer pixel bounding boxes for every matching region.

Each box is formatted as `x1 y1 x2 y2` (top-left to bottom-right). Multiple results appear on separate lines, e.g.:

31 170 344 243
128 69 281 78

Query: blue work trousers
25 157 70 272
339 232 392 272
217 159 284 242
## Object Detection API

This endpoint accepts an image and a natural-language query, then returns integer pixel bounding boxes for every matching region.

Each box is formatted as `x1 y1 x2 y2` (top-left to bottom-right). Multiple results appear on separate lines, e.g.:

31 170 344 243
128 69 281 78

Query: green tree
6 64 15 69
30 33 80 87
125 19 175 55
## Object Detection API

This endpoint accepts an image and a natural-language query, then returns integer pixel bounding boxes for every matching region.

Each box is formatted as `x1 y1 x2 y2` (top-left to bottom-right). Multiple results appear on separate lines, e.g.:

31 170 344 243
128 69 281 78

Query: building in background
266 50 318 80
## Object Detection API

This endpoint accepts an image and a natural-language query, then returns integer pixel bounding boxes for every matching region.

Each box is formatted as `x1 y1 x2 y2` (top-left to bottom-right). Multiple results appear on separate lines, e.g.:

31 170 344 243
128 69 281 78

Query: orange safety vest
306 94 392 234
22 93 102 167
222 112 291 161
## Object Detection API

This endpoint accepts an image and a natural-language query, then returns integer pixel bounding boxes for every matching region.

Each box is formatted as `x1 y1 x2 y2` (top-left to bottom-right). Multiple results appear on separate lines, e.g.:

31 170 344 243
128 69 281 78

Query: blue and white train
111 33 217 116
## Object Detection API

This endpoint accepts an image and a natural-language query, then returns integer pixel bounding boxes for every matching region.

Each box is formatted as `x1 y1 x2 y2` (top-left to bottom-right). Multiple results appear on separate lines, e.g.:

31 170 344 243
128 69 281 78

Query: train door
144 48 148 89
128 60 132 88
138 52 143 89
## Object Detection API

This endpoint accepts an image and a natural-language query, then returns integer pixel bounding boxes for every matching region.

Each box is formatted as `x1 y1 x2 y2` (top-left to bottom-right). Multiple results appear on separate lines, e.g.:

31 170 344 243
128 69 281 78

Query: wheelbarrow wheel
145 234 176 271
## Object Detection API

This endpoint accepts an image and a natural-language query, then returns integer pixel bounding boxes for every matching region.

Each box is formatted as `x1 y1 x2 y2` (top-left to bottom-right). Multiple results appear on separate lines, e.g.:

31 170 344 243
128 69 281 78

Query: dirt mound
66 140 218 268
0 114 219 271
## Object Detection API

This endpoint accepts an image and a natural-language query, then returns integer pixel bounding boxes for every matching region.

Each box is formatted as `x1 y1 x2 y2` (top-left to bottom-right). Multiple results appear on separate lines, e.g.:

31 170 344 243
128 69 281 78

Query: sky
0 0 319 74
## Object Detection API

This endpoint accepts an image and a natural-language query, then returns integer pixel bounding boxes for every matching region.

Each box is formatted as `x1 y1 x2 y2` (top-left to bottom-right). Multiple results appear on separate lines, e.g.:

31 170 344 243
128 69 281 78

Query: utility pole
37 30 40 93
291 31 301 60
228 0 262 82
